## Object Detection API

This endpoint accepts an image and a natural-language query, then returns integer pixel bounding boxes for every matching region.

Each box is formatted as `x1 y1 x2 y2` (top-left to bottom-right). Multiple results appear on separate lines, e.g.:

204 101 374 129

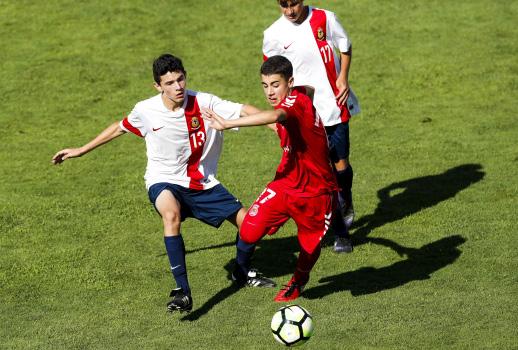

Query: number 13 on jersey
190 130 206 149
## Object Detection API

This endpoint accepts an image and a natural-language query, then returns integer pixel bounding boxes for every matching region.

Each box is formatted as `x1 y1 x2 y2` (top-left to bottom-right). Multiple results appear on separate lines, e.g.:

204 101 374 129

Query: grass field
1 0 517 349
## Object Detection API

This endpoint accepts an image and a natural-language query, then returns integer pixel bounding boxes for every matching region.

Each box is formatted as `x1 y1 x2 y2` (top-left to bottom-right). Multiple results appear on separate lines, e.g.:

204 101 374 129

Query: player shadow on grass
348 163 484 252
185 234 303 280
303 234 466 297
182 164 483 317
181 261 242 322
181 236 306 321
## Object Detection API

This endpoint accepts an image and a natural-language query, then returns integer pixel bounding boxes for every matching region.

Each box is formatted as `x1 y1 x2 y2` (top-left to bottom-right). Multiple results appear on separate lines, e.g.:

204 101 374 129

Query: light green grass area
1 0 517 349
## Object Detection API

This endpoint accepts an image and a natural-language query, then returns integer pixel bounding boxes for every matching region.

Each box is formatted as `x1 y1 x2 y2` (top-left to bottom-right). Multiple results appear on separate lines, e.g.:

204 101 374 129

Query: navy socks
336 166 353 207
164 235 190 295
235 233 256 277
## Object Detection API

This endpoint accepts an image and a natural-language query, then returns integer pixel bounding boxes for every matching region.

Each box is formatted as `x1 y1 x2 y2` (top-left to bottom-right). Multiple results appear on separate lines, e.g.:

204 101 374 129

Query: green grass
1 0 517 349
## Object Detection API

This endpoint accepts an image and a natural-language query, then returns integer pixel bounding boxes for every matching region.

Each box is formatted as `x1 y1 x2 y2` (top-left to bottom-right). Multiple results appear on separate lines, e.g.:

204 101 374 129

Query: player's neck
161 93 184 112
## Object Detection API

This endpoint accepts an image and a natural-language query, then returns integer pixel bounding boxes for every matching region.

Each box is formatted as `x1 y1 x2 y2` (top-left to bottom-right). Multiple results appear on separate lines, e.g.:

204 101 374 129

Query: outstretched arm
202 108 286 131
51 121 126 164
240 104 261 117
241 104 277 131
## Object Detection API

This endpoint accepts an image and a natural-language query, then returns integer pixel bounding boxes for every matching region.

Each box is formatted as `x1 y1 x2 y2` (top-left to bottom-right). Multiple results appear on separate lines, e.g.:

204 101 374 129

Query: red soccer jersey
273 87 338 196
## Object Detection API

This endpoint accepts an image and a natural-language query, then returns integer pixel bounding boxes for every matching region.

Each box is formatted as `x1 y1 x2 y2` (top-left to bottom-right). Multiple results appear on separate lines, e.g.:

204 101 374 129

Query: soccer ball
271 305 314 346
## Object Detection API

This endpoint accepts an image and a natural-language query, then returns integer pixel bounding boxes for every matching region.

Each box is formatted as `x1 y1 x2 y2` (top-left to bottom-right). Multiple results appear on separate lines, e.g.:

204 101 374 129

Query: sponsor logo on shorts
249 204 260 217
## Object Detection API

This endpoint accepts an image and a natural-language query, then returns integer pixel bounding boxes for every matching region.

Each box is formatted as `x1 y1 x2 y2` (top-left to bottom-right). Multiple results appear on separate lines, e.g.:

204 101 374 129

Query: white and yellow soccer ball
271 305 314 347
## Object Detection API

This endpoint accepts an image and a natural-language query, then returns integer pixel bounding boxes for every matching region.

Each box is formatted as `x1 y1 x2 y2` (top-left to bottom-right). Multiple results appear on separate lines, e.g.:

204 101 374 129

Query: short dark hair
152 54 186 84
278 0 302 7
260 55 293 81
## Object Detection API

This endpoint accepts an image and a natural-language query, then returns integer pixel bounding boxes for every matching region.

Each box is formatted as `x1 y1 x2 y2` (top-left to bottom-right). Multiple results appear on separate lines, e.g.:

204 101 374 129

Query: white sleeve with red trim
197 92 243 121
120 104 147 137
327 10 351 53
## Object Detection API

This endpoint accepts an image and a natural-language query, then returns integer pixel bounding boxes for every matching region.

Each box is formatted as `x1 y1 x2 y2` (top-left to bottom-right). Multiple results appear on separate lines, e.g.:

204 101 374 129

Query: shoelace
280 282 300 296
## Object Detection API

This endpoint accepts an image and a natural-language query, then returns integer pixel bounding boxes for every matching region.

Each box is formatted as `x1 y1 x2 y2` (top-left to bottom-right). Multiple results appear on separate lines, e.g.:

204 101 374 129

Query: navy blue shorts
148 183 243 228
325 121 350 163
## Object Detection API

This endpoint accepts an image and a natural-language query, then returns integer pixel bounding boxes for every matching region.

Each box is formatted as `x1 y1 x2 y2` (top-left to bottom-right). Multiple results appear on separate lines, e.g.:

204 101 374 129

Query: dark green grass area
1 0 517 349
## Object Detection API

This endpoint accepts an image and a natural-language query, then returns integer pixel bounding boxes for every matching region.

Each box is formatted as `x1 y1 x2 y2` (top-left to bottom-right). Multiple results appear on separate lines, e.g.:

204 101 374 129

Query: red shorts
240 181 334 254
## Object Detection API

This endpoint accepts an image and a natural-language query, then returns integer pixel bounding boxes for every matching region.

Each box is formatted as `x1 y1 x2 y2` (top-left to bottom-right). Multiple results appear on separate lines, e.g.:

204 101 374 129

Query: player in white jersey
52 54 275 313
263 0 360 253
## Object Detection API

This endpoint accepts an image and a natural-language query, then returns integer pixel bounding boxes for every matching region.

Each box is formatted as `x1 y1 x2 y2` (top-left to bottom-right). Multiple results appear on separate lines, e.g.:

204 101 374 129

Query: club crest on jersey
317 27 325 41
249 204 260 217
191 116 200 129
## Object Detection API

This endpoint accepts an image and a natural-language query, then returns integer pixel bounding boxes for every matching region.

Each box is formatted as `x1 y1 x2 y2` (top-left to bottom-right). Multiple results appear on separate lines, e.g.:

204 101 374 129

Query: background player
202 55 338 302
263 0 360 253
51 54 275 313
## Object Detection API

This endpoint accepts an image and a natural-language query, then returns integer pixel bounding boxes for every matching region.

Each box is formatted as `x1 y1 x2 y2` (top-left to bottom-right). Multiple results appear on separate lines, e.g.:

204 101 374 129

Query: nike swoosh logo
153 126 165 131
171 265 181 270
284 42 294 50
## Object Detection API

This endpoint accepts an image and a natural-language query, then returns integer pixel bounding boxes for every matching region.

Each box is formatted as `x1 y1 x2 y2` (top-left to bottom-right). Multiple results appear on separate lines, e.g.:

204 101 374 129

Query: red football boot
274 277 305 302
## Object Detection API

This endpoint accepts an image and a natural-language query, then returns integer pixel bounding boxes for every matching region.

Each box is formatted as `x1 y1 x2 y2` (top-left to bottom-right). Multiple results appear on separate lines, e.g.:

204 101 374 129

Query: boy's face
154 71 186 104
261 73 294 107
279 0 305 23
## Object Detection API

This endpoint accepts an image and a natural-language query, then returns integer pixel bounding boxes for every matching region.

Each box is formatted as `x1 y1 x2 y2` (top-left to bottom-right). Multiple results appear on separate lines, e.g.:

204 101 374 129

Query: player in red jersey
264 0 361 253
202 55 338 302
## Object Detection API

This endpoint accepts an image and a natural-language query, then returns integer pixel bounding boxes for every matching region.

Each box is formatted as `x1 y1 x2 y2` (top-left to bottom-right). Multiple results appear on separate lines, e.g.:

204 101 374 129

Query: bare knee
161 210 181 236
155 189 182 236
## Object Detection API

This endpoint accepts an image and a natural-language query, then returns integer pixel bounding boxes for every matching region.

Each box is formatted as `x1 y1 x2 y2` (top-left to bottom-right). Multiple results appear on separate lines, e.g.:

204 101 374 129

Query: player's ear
154 82 162 93
288 76 295 88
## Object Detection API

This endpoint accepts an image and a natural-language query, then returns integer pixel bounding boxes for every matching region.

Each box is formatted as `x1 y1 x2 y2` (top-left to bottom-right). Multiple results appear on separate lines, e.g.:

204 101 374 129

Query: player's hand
266 123 278 132
335 79 350 106
201 108 228 130
51 148 83 165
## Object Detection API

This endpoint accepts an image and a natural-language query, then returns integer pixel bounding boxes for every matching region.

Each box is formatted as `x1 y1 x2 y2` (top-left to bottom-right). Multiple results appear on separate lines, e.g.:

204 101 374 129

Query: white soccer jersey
119 90 242 190
263 7 359 127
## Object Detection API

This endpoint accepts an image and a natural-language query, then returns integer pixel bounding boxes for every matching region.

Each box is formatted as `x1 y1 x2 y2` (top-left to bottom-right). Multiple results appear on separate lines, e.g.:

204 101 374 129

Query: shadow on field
182 236 305 320
181 164 483 315
304 234 466 297
186 236 301 279
349 163 484 251
181 263 242 322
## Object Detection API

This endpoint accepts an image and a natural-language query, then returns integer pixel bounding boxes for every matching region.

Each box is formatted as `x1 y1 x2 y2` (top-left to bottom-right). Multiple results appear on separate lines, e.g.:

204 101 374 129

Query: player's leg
225 206 273 287
326 122 354 253
225 206 252 275
293 244 322 286
335 157 354 228
184 184 276 287
234 185 289 287
226 207 257 280
226 206 247 229
333 121 354 227
275 245 322 302
148 183 192 312
275 193 332 302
